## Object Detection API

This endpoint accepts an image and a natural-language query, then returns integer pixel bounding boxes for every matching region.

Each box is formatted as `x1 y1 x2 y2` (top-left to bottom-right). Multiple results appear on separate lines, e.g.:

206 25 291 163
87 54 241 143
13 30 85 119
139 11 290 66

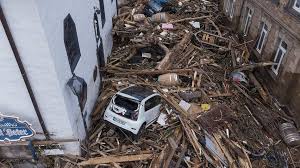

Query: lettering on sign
0 114 35 142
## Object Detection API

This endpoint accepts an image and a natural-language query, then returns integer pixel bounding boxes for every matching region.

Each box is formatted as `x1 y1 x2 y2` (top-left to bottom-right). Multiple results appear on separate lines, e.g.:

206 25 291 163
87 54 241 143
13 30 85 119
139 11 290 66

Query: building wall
222 0 300 125
0 20 44 139
0 0 73 139
0 0 116 155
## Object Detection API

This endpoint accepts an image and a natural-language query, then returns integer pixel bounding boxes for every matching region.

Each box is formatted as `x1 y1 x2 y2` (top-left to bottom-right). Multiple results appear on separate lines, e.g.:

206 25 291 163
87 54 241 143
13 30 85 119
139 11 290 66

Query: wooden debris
78 153 153 166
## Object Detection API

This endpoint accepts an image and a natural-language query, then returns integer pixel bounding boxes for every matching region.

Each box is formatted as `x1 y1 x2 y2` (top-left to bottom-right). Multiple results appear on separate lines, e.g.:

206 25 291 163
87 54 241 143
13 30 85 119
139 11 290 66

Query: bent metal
0 114 35 142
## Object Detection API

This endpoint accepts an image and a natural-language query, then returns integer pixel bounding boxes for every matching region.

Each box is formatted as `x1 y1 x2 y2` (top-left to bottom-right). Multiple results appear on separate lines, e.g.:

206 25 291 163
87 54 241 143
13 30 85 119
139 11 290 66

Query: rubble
78 0 300 167
3 0 299 167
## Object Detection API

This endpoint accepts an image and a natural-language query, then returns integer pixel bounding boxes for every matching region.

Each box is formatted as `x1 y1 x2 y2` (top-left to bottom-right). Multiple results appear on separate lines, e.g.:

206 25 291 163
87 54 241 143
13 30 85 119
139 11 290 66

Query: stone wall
222 0 300 125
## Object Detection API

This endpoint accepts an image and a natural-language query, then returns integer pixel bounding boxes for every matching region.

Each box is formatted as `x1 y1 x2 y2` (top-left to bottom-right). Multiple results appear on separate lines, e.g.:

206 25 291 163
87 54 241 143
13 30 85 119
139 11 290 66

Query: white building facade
0 0 116 155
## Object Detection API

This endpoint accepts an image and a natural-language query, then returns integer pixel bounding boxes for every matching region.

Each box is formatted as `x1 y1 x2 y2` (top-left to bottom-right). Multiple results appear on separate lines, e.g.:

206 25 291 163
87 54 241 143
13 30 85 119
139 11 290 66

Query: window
255 23 269 54
99 0 106 28
243 7 253 36
97 37 105 68
64 14 81 72
145 96 161 111
229 0 236 19
67 75 87 111
272 40 287 75
113 95 139 120
293 0 300 13
93 66 98 82
93 12 100 43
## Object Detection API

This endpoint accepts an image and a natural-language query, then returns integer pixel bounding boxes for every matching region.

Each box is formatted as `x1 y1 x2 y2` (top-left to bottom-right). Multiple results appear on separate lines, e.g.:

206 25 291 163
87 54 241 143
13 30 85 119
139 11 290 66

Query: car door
152 95 162 119
144 96 161 125
144 96 156 125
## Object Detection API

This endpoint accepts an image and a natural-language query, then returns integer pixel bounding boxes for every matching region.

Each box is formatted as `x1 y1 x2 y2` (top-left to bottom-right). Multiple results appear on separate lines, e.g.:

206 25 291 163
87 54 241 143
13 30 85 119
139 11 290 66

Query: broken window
64 14 81 72
272 40 287 75
293 0 300 13
99 0 106 28
243 7 253 36
113 95 140 120
67 75 87 111
255 23 269 54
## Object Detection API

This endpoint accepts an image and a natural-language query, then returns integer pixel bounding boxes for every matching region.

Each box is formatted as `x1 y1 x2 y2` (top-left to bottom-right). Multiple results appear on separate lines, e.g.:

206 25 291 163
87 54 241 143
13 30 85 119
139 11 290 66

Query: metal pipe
0 5 50 140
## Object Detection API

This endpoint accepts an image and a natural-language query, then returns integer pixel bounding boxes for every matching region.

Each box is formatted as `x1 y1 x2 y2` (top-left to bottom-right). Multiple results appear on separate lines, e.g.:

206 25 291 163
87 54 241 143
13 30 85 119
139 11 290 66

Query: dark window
67 75 87 111
145 96 161 111
93 13 100 42
114 95 139 112
64 14 81 72
97 37 105 67
93 66 98 82
99 0 106 28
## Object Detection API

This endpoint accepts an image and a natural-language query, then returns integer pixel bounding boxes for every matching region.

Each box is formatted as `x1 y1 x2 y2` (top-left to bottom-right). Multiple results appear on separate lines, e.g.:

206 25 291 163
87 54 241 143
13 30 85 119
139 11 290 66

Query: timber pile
79 0 300 167
4 0 296 168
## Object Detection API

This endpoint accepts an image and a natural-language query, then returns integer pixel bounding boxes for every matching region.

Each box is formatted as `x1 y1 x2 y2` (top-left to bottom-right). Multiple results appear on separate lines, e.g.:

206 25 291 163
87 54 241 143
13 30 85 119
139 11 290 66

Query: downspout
0 5 50 140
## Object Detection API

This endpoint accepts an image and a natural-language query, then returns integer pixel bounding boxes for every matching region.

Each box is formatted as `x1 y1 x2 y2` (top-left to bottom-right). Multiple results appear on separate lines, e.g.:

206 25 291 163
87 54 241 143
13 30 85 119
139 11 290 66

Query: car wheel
134 123 146 141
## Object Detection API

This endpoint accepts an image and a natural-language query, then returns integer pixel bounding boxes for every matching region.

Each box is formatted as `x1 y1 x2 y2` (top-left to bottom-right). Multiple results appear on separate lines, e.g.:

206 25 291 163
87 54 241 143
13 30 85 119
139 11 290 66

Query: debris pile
22 0 298 167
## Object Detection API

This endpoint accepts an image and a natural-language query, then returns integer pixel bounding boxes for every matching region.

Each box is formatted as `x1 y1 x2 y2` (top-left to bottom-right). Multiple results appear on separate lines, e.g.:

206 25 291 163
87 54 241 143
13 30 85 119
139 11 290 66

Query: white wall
1 0 74 140
0 20 44 139
0 0 116 155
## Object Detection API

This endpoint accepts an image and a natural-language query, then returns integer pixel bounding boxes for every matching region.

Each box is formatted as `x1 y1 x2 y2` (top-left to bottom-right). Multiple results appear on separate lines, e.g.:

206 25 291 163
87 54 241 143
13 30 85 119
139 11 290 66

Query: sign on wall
0 114 35 142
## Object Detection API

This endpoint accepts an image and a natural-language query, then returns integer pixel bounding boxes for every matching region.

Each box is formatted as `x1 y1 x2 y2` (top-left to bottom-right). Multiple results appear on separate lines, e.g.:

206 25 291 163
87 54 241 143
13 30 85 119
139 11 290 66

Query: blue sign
0 115 35 142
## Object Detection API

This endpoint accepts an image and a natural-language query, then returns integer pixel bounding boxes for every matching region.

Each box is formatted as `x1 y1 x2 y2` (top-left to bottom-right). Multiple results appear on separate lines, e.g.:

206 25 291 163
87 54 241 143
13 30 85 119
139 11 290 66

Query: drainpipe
0 5 50 140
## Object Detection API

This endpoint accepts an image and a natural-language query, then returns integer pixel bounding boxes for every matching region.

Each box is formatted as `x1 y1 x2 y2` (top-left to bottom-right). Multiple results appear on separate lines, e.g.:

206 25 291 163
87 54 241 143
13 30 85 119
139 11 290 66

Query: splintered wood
56 0 300 168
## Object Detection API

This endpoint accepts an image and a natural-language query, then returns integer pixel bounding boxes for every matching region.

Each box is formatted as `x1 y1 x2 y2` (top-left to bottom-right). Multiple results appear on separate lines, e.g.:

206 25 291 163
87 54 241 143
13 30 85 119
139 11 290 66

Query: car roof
119 86 156 101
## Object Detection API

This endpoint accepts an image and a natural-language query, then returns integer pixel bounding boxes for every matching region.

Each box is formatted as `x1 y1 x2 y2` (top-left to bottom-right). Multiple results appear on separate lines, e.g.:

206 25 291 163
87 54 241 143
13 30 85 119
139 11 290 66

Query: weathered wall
222 0 300 125
0 20 44 139
0 0 116 155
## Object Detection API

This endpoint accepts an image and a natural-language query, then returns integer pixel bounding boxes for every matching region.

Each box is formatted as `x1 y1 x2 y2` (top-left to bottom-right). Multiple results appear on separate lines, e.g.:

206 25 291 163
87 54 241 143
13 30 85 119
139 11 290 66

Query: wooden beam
78 153 153 166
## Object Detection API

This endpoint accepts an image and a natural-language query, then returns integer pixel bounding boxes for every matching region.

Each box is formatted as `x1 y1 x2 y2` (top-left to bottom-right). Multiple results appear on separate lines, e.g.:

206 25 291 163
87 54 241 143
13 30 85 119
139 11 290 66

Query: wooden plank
106 68 193 76
78 153 153 166
249 73 269 102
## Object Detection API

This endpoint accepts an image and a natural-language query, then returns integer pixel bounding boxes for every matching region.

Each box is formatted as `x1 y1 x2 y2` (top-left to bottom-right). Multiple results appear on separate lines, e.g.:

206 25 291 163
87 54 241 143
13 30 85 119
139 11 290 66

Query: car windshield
113 95 140 120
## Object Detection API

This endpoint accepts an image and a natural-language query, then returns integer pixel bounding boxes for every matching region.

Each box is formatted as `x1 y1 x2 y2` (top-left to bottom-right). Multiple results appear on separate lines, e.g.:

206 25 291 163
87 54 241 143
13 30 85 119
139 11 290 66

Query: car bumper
103 110 142 135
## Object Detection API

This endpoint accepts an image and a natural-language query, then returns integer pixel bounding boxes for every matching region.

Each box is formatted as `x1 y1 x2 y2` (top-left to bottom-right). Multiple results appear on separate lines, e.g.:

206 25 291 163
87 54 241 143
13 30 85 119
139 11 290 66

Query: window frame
271 40 287 75
243 7 253 36
255 23 269 54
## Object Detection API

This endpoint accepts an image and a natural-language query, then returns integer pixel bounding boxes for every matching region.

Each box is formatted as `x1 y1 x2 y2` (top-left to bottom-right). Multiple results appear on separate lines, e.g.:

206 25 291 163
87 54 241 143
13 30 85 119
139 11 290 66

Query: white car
104 86 162 137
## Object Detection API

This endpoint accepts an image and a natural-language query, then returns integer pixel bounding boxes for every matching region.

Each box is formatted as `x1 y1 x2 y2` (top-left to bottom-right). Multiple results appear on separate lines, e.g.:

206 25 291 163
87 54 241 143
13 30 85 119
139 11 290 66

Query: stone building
222 0 300 125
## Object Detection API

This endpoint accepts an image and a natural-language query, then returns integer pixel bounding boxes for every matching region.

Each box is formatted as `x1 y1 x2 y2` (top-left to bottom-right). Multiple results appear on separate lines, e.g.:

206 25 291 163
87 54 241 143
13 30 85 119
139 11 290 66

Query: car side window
145 96 161 111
